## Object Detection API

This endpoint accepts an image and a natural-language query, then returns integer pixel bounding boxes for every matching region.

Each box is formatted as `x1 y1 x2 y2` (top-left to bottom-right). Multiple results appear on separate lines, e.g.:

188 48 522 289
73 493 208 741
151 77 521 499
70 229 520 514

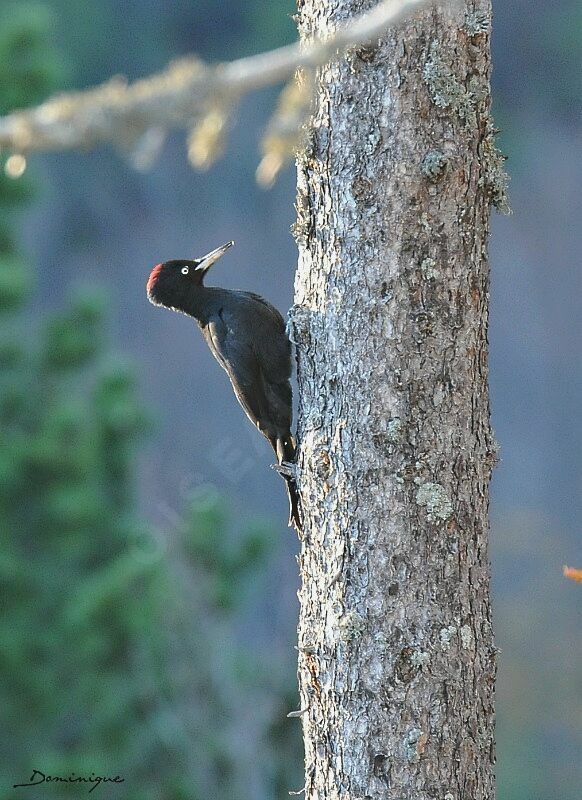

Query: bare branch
0 0 432 166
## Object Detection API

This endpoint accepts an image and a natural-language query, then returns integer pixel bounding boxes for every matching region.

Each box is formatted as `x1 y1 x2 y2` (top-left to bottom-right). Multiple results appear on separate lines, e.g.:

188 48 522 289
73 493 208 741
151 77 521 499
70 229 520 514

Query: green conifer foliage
0 7 301 798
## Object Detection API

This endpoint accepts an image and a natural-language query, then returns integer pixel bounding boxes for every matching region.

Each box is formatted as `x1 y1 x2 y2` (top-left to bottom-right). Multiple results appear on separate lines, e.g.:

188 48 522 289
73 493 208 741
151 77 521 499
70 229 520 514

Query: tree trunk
291 1 499 798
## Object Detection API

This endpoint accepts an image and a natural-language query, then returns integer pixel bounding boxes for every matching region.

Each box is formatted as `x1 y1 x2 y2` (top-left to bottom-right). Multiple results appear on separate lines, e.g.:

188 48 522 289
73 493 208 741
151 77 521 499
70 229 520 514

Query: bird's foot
271 460 297 479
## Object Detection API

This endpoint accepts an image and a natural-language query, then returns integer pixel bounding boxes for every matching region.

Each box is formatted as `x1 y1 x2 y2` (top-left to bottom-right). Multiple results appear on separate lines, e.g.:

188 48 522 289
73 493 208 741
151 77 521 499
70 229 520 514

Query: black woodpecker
146 241 301 530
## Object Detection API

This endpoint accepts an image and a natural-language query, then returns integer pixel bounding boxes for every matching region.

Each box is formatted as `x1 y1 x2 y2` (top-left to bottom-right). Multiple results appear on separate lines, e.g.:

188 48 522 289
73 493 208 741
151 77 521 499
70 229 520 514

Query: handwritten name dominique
13 769 124 794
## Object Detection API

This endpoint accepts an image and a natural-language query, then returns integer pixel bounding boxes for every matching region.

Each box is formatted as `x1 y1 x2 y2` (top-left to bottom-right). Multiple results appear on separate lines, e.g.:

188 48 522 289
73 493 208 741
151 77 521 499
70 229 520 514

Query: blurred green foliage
543 1 582 114
0 6 302 798
0 4 65 112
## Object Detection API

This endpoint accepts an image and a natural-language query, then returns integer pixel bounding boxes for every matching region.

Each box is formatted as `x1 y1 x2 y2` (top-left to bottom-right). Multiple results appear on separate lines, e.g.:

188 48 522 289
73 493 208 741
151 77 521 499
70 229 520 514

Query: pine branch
0 0 434 173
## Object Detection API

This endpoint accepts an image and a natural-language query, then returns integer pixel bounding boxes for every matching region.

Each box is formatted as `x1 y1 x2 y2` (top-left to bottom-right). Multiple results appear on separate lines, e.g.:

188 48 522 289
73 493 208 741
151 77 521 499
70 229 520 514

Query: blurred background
0 1 580 798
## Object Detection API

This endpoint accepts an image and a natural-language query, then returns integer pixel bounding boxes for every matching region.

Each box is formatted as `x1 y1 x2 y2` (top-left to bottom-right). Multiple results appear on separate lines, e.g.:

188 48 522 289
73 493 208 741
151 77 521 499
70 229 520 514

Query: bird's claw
271 461 297 479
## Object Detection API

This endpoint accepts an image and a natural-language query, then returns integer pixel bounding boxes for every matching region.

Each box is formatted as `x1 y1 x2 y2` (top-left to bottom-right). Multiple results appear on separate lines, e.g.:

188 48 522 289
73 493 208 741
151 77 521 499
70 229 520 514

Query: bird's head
147 240 234 309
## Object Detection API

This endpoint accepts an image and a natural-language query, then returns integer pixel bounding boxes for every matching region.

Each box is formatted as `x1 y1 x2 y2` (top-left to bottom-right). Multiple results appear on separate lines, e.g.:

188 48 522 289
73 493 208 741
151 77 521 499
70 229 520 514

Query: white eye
181 266 189 275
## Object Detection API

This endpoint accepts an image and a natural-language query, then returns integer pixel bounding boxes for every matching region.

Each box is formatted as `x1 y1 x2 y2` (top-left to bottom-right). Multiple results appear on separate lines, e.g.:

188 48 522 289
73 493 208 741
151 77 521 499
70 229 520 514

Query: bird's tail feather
276 435 302 532
285 475 302 531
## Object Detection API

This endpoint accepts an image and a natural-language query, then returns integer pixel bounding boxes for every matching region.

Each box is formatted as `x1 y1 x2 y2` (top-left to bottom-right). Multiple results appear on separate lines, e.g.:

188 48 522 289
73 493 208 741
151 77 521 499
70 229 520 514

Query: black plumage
146 241 301 529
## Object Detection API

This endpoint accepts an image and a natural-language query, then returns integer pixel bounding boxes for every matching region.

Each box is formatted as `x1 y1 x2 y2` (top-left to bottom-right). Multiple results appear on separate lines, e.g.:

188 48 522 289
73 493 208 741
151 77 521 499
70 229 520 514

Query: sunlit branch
0 0 434 176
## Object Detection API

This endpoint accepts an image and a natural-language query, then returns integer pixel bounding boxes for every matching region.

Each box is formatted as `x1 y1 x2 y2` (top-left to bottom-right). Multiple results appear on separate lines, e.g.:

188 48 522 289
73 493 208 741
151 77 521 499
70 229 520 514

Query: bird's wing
236 292 291 386
205 312 267 432
205 306 292 440
240 291 287 329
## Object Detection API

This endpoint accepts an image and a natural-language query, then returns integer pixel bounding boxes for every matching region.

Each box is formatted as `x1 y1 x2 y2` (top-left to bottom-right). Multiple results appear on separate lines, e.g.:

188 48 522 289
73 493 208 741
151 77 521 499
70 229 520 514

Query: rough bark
291 1 498 798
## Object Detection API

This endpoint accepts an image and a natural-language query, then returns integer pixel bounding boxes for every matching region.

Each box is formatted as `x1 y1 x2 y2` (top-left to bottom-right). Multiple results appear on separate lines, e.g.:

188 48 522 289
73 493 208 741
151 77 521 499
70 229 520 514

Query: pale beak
198 240 234 272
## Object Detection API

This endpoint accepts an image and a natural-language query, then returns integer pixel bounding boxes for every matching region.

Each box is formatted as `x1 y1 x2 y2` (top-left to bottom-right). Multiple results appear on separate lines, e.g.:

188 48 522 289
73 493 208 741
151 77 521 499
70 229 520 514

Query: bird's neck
179 285 222 323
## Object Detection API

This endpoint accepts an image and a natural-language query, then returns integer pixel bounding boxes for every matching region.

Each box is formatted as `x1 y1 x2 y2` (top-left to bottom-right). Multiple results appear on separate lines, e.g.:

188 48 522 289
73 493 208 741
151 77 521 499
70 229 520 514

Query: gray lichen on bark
291 0 498 797
420 150 449 181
